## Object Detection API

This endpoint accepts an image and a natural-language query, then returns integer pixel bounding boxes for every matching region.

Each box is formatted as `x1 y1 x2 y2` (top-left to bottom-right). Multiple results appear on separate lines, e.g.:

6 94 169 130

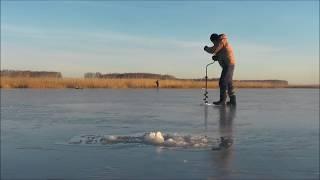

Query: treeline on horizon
84 72 176 80
0 69 289 86
0 70 62 78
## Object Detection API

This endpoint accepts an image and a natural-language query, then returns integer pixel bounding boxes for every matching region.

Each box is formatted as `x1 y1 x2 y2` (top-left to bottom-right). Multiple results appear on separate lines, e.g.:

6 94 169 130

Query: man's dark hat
210 33 219 41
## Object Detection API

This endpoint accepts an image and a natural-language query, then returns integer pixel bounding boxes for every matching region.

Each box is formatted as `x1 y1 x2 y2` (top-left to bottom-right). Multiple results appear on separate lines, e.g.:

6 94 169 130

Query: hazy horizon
1 1 319 85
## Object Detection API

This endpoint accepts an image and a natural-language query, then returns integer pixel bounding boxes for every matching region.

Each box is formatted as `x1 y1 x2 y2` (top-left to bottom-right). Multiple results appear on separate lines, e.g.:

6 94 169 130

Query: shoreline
0 77 318 89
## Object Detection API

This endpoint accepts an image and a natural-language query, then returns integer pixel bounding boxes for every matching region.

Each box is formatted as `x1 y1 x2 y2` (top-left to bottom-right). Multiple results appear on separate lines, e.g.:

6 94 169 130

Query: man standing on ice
204 33 236 106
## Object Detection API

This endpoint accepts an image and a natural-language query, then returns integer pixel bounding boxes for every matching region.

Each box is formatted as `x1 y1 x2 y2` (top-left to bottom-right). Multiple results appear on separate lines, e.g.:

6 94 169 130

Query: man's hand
204 46 214 54
212 55 219 61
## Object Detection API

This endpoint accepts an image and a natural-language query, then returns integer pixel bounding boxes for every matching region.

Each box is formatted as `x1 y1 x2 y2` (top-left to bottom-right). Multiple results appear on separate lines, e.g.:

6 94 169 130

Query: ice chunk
69 131 213 148
164 138 176 146
144 131 164 144
106 135 117 141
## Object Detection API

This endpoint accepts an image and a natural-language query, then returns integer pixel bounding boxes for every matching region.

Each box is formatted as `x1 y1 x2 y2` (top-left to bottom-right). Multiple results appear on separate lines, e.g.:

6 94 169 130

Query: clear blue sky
1 1 319 84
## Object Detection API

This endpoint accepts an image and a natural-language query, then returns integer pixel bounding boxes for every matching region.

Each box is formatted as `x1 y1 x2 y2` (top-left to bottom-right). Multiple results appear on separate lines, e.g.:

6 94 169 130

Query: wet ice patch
68 131 216 148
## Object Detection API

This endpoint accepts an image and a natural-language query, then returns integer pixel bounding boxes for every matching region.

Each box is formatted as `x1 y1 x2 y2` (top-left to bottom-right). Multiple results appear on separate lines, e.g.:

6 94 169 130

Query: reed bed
233 81 288 88
0 77 209 89
287 84 320 88
1 77 313 89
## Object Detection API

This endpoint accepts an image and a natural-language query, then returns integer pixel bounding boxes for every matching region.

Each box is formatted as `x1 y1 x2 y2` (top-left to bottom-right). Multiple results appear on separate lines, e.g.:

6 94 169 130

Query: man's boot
213 90 227 105
227 95 236 106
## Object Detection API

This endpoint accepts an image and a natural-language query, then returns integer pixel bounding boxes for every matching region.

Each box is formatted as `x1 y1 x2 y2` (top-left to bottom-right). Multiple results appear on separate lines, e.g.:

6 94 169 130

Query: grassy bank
287 84 320 88
0 77 207 89
0 77 317 89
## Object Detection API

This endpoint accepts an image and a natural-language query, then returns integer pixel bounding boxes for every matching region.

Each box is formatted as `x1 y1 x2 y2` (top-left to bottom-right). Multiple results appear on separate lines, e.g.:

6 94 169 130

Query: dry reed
1 77 315 89
0 77 212 89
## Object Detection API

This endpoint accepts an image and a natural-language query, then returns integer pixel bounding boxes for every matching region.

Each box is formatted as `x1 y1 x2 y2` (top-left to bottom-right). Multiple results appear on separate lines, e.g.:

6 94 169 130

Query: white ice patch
144 131 165 144
68 131 216 148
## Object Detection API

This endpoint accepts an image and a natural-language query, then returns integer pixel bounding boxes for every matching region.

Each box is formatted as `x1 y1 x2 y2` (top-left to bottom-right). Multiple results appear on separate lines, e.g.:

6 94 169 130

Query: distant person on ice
204 33 236 106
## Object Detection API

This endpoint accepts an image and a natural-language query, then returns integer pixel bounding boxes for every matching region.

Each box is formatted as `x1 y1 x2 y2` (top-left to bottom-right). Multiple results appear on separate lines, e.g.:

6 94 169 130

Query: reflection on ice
69 131 217 148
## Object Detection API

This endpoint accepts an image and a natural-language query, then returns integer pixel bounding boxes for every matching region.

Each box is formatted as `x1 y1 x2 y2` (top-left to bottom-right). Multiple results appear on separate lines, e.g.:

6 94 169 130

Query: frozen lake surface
1 89 319 179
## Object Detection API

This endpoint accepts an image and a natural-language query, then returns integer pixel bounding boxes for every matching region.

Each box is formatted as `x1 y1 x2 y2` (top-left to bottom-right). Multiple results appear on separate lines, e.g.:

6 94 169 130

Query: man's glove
212 55 219 61
204 46 209 51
